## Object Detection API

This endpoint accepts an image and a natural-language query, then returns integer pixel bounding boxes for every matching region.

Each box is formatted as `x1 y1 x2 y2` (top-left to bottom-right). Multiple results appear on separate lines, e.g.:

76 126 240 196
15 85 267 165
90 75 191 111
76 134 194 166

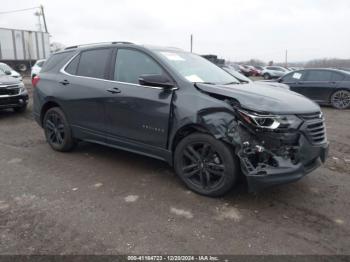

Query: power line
0 6 40 15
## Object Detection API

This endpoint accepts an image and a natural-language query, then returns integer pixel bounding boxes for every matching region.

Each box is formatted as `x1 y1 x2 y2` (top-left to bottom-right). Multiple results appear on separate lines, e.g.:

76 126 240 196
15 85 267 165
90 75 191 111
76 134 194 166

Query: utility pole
285 49 288 68
190 34 193 53
40 5 49 33
34 9 42 31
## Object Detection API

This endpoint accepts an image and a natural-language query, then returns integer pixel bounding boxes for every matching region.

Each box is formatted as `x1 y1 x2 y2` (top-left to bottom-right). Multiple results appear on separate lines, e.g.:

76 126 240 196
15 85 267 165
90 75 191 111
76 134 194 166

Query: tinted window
331 72 345 81
41 51 74 73
37 61 45 67
282 71 304 82
65 55 80 75
114 49 164 84
77 49 111 79
305 70 332 81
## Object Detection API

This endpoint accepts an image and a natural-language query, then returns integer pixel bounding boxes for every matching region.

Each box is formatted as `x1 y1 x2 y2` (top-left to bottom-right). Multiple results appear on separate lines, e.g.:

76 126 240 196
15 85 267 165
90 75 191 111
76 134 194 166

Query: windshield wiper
197 82 217 85
223 82 240 85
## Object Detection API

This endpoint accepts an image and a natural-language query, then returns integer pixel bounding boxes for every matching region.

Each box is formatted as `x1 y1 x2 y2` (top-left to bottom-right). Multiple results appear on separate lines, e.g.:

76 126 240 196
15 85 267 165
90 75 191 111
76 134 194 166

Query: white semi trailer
0 27 50 72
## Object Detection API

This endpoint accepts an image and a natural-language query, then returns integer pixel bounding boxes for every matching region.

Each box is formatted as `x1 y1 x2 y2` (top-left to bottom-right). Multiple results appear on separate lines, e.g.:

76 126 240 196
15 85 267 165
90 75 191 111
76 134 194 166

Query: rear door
104 48 174 149
60 47 116 140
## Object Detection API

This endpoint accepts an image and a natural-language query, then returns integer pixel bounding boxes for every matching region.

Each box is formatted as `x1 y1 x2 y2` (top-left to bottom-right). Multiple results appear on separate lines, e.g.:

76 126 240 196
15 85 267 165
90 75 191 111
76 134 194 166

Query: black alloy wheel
174 133 238 197
331 90 350 109
43 107 76 152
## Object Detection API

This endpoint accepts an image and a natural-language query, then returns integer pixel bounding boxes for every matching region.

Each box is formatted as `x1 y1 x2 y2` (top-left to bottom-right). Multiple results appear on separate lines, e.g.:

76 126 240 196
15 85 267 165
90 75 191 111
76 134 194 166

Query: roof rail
64 41 134 50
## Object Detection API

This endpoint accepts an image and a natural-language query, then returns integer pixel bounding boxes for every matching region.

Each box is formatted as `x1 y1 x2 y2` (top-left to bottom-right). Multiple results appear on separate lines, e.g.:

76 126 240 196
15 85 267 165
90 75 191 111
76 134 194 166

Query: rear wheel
174 133 239 197
330 90 350 109
43 107 76 152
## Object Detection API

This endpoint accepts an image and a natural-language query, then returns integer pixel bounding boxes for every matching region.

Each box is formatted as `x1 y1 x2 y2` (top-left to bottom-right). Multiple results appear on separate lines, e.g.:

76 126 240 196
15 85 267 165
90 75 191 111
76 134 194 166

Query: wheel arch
40 100 62 125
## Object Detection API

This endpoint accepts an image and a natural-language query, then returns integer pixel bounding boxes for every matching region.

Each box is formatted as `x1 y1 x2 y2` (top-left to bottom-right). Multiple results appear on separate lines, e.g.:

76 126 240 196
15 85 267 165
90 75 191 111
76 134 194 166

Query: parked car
221 65 289 89
0 69 28 112
33 42 328 197
0 63 22 81
277 68 350 109
31 59 46 79
254 66 264 76
262 66 290 80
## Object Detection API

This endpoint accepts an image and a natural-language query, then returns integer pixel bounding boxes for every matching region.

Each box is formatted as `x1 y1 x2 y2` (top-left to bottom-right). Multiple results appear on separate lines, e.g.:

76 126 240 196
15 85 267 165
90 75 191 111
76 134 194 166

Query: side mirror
4 70 11 75
138 74 174 88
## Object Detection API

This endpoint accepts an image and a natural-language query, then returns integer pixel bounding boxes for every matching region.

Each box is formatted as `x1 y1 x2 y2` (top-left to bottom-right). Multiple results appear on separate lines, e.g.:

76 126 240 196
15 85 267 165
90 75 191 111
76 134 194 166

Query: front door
104 48 174 149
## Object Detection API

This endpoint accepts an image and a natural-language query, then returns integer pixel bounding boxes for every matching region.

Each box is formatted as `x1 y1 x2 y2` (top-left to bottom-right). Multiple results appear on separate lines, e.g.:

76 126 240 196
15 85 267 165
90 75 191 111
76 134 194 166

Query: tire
263 73 270 80
43 107 76 152
13 104 27 113
330 89 350 109
174 133 239 197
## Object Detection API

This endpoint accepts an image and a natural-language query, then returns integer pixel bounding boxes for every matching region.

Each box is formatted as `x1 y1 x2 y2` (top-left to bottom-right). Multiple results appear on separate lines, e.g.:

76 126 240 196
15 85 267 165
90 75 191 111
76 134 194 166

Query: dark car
0 70 28 112
277 68 350 109
33 42 329 197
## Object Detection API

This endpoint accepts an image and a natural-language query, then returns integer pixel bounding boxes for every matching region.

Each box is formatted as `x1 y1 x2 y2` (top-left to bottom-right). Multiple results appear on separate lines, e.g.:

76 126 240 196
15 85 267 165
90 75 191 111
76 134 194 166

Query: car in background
221 65 289 89
0 63 22 81
276 68 350 109
0 69 28 112
254 66 264 76
31 59 46 79
262 66 290 80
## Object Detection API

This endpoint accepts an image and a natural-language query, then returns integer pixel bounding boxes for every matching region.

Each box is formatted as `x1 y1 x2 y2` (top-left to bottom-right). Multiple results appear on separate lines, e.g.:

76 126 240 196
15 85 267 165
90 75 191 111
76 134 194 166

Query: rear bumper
238 136 329 192
0 93 29 109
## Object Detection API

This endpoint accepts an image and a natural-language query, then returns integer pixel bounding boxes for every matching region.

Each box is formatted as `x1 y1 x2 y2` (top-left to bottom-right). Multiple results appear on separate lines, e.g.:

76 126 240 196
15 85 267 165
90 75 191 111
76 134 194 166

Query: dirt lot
0 78 349 255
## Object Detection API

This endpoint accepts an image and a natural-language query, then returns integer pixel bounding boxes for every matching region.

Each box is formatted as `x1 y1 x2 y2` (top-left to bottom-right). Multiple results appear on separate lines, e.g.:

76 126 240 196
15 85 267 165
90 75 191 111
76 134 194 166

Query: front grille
298 112 326 144
0 85 20 96
0 96 21 106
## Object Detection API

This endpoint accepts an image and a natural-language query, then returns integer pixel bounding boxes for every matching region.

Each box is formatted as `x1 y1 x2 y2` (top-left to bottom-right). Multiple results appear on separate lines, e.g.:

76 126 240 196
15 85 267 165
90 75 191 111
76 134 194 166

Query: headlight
238 110 302 130
18 82 26 93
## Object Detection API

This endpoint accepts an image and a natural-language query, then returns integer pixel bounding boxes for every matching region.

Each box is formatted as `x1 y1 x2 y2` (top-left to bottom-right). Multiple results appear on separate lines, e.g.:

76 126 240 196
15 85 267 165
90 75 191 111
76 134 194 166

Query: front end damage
199 109 329 192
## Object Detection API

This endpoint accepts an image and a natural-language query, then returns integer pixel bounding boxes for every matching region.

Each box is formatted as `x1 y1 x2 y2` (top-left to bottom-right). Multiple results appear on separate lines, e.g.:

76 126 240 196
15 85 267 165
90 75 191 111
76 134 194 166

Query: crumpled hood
196 82 320 114
0 75 21 85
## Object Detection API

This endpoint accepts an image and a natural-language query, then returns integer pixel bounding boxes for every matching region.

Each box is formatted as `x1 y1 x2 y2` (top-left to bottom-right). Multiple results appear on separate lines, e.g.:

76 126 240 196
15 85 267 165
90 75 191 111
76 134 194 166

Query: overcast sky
1 0 349 62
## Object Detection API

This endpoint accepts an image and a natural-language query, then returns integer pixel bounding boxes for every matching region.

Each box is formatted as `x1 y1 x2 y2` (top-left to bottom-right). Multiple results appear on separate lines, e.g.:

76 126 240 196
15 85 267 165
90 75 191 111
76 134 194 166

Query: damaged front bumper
239 137 329 192
231 122 329 192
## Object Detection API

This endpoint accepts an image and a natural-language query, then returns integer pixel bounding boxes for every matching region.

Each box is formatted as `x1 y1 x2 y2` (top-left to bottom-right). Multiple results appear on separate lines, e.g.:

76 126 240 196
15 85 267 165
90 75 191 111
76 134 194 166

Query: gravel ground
0 78 349 255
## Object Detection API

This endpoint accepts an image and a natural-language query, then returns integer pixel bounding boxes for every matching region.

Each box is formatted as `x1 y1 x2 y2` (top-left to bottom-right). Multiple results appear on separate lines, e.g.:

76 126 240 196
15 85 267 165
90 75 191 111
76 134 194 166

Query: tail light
32 75 40 87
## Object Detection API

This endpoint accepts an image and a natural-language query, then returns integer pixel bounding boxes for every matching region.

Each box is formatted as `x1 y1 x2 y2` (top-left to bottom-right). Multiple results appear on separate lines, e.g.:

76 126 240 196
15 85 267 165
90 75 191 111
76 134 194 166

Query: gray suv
33 42 329 197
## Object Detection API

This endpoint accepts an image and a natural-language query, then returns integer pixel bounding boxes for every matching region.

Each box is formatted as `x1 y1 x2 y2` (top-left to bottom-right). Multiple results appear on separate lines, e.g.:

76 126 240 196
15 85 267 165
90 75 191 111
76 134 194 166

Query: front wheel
43 107 76 152
330 90 350 109
263 73 270 80
174 133 239 197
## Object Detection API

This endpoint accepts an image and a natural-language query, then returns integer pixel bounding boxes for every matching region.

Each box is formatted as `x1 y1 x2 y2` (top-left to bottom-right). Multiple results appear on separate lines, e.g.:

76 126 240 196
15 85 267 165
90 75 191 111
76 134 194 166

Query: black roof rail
64 41 134 50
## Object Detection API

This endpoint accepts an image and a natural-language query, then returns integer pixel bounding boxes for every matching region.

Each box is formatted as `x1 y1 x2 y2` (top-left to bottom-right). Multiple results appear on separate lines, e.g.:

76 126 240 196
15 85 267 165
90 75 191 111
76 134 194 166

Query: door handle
106 87 121 94
59 79 70 85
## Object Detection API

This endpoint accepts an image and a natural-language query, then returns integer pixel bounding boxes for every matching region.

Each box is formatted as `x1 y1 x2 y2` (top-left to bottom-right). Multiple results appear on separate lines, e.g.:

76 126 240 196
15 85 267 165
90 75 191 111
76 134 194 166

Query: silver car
262 66 290 80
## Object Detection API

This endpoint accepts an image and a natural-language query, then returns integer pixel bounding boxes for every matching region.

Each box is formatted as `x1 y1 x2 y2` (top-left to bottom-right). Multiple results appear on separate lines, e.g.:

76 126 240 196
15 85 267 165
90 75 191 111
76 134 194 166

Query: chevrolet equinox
33 42 329 196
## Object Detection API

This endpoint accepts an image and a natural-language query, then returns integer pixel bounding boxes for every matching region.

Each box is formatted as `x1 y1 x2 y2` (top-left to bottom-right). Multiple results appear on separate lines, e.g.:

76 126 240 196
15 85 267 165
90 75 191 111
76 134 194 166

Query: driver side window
114 49 164 84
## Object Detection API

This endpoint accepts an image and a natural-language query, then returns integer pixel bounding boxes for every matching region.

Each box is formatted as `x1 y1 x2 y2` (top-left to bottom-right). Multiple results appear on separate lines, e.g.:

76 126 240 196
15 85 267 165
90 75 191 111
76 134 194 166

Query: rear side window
76 49 111 79
37 61 45 67
331 72 345 81
305 70 332 81
65 55 80 75
114 49 164 84
41 51 74 73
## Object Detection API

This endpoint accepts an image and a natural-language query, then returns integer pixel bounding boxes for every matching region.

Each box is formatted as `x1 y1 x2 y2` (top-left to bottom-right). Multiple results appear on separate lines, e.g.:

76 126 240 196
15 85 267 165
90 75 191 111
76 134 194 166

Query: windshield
0 70 5 76
156 51 240 84
222 67 252 83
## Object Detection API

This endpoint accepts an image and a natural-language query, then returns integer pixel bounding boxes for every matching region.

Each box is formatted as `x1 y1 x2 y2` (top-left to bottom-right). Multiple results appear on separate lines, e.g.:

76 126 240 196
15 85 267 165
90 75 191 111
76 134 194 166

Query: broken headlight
238 110 302 130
